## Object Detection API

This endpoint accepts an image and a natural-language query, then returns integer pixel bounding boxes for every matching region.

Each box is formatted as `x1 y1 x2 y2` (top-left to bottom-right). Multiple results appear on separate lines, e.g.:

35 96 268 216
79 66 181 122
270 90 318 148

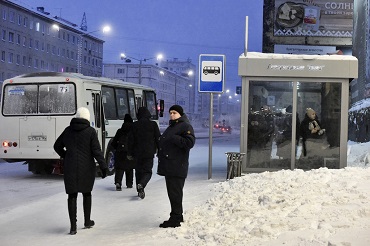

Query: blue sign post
199 54 225 93
199 54 225 179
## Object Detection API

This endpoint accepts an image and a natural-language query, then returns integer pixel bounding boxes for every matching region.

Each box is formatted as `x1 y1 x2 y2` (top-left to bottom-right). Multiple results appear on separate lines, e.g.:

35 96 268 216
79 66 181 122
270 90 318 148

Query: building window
117 68 125 74
22 56 26 66
34 59 39 69
62 48 65 57
16 34 20 45
2 9 6 20
57 47 60 56
42 23 45 33
16 54 20 65
47 43 50 53
67 34 70 42
41 42 44 51
62 31 65 40
17 15 21 25
36 22 40 32
30 20 33 30
41 60 44 69
35 40 39 50
72 35 75 44
1 51 5 62
9 11 15 22
23 17 27 27
8 32 14 43
22 36 26 46
8 53 13 63
71 51 74 60
1 29 5 41
66 50 70 59
29 38 33 48
52 45 56 55
28 57 32 67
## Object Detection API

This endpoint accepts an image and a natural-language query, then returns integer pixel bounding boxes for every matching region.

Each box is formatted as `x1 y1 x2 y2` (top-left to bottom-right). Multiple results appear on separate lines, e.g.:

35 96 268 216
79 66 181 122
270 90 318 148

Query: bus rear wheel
104 145 115 176
28 160 54 175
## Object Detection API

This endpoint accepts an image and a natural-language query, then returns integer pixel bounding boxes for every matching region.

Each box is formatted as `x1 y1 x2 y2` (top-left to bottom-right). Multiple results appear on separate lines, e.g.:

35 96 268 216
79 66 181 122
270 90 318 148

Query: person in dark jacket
157 105 195 228
111 114 135 190
54 107 107 235
127 107 160 199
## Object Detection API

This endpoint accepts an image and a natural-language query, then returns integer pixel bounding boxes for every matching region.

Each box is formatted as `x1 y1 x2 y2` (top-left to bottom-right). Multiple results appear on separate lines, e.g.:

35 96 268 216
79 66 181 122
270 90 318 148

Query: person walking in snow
111 114 135 190
157 105 195 228
127 107 160 199
54 107 107 235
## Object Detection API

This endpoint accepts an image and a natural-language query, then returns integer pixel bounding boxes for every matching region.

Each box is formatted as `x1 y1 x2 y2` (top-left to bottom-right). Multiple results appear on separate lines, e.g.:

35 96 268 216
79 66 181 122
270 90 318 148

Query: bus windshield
2 83 76 115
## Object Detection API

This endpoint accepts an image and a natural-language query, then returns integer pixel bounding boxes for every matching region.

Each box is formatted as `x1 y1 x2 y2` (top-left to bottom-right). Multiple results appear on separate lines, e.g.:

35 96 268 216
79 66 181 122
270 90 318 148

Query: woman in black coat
111 114 135 190
54 107 107 235
157 105 195 228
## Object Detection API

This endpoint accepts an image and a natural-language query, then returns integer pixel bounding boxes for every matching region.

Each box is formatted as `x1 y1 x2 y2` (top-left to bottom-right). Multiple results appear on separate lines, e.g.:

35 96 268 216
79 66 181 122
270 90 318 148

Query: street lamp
120 53 163 84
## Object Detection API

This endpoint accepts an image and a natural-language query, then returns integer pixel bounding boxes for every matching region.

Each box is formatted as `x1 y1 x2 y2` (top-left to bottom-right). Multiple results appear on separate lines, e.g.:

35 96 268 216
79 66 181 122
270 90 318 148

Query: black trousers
165 176 185 219
115 168 134 187
135 158 153 188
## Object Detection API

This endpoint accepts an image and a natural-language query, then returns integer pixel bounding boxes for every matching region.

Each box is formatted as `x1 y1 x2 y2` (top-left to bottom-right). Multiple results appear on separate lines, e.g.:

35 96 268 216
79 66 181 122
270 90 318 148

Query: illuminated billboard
274 0 353 37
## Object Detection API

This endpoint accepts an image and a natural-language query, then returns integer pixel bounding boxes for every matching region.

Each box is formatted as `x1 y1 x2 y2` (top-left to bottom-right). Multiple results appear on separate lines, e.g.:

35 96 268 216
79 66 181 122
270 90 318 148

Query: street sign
199 54 225 93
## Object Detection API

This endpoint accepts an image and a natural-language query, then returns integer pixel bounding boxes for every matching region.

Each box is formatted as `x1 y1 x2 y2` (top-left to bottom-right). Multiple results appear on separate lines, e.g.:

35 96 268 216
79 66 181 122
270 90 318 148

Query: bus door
89 91 105 153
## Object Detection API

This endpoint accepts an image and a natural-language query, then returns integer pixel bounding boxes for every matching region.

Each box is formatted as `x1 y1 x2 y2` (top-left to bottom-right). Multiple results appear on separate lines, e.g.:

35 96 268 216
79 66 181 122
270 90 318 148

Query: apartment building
0 0 104 82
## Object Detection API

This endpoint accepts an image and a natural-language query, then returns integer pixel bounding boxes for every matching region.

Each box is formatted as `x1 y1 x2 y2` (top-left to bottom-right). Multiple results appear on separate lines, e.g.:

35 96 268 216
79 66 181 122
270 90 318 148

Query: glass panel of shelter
247 81 341 170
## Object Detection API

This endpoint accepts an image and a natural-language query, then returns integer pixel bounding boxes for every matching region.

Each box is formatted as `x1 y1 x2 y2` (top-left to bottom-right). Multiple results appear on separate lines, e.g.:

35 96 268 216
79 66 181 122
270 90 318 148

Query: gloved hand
101 168 107 179
127 155 134 161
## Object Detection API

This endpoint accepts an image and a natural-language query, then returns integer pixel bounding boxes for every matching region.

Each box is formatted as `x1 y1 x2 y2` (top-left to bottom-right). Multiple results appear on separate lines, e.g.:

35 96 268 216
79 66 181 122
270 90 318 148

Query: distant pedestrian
111 114 135 190
157 105 195 228
127 107 160 199
54 107 107 235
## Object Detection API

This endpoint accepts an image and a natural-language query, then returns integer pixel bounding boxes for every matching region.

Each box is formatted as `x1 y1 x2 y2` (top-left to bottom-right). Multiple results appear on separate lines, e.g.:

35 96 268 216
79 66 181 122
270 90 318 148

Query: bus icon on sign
201 61 222 82
203 66 220 75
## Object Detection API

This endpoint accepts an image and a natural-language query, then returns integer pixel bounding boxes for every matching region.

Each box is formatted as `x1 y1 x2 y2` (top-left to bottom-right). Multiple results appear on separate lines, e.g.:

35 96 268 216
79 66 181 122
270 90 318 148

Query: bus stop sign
199 54 225 93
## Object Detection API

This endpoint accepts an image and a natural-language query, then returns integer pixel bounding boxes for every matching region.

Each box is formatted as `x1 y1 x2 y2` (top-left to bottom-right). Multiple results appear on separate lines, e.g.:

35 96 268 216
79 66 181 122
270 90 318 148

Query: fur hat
76 107 90 121
169 105 184 116
306 108 316 116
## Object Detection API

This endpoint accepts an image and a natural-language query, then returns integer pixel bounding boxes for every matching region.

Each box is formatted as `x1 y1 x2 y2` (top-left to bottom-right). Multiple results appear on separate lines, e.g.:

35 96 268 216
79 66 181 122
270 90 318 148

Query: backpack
116 132 129 152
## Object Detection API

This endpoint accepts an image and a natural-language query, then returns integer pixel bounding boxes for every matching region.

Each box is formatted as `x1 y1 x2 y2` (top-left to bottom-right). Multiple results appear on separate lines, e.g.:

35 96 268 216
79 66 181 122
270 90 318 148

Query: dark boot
67 198 77 235
159 216 183 228
83 195 95 228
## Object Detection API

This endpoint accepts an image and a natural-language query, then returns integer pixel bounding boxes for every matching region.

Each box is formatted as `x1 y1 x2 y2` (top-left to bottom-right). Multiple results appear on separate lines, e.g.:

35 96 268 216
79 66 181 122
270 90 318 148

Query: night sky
19 0 263 92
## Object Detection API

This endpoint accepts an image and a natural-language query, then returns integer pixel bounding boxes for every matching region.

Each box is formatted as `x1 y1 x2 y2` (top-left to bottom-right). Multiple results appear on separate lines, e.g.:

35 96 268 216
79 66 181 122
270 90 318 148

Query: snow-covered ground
1 131 370 246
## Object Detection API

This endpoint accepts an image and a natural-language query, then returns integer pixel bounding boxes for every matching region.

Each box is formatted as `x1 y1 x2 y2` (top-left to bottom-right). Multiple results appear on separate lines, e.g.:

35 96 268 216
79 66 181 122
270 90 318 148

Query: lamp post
77 25 110 74
120 53 163 84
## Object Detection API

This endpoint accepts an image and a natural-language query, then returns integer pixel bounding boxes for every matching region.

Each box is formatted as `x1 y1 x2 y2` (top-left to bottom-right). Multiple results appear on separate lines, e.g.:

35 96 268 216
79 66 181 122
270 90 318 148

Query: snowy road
0 131 240 246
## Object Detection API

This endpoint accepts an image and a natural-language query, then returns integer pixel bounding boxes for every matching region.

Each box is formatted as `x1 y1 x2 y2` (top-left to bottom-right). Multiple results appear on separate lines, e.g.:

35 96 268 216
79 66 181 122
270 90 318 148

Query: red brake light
2 141 9 147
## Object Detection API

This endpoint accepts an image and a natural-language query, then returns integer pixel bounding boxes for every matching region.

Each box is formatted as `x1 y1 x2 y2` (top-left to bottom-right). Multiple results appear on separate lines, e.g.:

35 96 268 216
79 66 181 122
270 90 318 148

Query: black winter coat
128 107 160 159
54 118 107 194
111 121 135 170
157 114 195 178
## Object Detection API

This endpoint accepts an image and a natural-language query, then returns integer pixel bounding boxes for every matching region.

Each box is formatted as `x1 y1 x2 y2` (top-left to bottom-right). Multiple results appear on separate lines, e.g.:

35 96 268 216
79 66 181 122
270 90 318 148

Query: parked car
219 126 232 134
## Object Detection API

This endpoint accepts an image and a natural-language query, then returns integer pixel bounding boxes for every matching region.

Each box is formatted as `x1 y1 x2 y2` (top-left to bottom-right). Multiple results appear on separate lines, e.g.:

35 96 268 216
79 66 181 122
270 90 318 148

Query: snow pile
165 167 370 245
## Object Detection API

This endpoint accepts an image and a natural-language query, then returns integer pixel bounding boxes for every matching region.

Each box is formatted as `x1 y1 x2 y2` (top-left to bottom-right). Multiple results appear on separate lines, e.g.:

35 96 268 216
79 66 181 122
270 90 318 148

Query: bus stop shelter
238 52 358 173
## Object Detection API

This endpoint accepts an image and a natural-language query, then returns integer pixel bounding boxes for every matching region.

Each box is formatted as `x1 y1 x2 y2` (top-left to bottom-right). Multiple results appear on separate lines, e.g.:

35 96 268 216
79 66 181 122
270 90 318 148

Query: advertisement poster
274 0 353 37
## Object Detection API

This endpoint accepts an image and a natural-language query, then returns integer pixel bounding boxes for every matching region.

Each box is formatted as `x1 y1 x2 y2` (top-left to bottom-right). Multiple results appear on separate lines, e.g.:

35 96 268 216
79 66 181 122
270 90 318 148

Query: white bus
0 72 163 175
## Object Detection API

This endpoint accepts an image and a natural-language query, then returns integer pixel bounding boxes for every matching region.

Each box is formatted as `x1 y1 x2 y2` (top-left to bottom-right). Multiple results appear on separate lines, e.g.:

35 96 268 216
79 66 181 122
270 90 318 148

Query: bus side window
101 87 117 120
